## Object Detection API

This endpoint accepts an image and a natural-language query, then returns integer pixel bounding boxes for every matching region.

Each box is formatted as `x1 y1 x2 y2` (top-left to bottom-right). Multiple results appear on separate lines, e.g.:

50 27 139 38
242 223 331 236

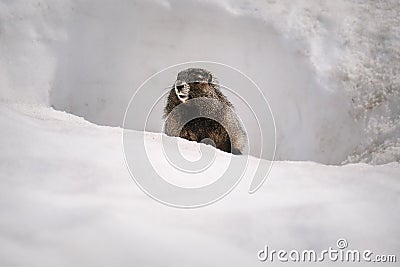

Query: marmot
163 68 246 154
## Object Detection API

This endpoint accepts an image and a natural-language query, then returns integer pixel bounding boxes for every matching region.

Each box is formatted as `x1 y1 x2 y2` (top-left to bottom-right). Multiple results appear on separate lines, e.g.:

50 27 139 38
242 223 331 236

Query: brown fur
163 69 246 154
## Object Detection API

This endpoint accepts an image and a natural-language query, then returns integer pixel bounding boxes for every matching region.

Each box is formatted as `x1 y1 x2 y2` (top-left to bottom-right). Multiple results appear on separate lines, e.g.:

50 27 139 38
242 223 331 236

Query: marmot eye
193 82 200 85
176 85 184 90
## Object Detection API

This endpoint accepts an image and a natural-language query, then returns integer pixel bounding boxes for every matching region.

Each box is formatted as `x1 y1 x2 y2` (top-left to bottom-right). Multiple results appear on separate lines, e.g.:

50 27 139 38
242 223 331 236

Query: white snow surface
0 0 400 266
0 0 399 164
0 103 399 266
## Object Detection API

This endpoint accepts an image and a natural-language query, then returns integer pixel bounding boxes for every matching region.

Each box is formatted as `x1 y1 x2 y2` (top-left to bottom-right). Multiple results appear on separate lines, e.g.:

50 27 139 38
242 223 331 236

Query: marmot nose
175 81 189 93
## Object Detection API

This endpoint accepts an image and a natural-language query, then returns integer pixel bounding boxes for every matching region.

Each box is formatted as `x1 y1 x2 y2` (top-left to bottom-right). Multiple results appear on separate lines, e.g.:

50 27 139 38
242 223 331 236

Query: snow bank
0 104 399 266
1 0 399 164
1 2 399 265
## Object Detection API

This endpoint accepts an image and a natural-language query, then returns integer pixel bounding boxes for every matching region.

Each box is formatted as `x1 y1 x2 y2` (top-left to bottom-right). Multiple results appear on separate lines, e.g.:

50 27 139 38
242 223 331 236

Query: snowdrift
1 0 399 164
0 104 399 266
0 0 399 266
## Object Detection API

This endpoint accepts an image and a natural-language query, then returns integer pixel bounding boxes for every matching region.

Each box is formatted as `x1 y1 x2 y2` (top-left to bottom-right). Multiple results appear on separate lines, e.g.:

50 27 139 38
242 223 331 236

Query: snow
1 104 399 266
0 0 399 266
1 0 399 164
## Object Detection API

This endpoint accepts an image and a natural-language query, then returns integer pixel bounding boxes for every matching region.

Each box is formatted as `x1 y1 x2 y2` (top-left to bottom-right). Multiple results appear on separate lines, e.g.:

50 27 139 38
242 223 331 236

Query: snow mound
1 2 399 265
0 104 399 266
1 0 399 164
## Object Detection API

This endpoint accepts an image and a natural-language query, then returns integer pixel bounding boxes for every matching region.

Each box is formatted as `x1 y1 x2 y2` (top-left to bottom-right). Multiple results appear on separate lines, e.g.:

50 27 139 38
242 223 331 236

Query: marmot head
174 68 218 102
164 68 233 116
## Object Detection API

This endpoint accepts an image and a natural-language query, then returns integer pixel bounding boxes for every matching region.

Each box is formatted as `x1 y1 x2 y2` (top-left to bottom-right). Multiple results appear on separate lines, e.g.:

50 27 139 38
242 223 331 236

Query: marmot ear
208 73 214 85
